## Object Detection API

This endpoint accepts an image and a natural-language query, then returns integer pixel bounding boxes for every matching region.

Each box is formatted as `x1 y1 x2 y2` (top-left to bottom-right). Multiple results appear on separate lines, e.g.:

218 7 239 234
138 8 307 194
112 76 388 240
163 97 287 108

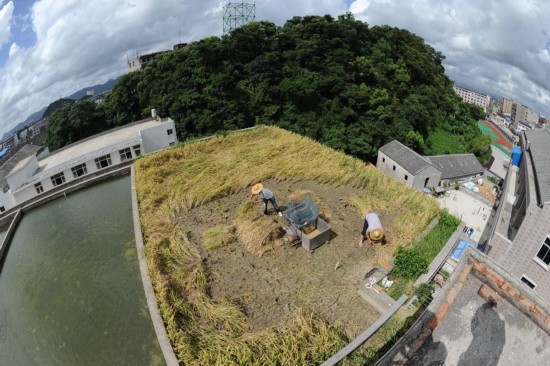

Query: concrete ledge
0 163 133 228
130 166 178 366
0 209 22 268
322 295 408 366
414 224 466 286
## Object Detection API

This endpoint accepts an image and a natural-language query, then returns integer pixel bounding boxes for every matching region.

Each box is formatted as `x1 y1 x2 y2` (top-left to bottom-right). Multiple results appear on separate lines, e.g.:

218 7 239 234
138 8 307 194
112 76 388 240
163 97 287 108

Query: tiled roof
426 154 484 180
379 140 436 175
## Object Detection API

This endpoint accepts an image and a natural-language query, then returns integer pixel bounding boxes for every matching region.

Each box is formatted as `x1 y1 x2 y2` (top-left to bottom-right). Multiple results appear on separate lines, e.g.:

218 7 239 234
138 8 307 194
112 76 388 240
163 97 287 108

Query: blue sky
0 0 550 136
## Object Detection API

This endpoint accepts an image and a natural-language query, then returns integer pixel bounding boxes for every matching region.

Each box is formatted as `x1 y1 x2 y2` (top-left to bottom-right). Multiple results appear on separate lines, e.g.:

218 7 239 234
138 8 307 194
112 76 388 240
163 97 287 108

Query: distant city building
127 51 166 72
486 129 550 303
502 96 514 115
0 115 177 213
453 85 490 112
127 43 189 72
526 109 539 126
377 140 484 190
511 102 539 130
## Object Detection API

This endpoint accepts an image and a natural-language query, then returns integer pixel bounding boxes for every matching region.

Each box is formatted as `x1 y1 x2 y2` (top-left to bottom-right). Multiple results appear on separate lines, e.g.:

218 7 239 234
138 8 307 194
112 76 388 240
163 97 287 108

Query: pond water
0 176 164 365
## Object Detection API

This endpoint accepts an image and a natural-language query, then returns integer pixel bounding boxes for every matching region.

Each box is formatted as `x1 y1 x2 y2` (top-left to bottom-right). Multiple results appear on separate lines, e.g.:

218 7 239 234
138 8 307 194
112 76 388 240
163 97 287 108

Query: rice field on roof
134 125 440 365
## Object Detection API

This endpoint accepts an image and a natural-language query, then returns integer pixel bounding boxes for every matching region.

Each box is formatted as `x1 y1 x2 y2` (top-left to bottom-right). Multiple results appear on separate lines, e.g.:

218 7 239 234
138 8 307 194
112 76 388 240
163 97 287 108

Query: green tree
45 14 490 160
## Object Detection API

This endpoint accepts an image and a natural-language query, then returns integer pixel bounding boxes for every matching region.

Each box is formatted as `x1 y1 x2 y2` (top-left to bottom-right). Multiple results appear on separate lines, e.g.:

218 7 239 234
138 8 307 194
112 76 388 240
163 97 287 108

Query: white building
453 85 490 111
377 140 484 190
377 140 443 190
0 116 177 213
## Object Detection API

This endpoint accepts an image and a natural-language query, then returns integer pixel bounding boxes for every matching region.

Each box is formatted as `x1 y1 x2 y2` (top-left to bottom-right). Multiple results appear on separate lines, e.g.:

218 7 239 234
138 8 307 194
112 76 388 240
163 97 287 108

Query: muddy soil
175 180 394 337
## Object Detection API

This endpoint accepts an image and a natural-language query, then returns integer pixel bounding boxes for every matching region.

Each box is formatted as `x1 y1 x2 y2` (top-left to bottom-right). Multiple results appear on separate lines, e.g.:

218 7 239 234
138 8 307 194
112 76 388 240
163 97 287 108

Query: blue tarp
451 240 477 261
0 147 8 158
511 146 522 167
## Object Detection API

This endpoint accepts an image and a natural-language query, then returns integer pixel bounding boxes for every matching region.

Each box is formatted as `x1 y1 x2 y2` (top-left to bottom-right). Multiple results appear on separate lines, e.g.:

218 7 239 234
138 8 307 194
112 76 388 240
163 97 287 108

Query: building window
0 206 4 213
133 145 141 157
521 275 536 289
35 182 44 194
71 163 88 178
393 165 396 171
50 172 66 187
382 157 386 163
405 174 408 181
167 129 173 135
535 237 550 266
119 148 133 162
94 154 112 170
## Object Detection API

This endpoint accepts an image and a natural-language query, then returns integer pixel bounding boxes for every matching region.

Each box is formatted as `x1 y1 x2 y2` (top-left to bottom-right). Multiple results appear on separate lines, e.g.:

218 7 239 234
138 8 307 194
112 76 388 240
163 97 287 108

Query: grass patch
426 128 467 155
388 210 460 300
134 126 440 365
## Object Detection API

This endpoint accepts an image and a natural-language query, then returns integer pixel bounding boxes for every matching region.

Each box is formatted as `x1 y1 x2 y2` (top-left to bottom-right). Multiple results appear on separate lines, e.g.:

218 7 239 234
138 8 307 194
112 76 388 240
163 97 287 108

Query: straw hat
369 228 384 241
251 183 263 195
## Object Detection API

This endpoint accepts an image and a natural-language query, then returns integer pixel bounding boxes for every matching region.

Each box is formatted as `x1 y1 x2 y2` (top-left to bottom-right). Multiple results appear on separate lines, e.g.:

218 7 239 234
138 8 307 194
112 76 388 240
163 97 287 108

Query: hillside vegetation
135 126 440 364
46 14 488 162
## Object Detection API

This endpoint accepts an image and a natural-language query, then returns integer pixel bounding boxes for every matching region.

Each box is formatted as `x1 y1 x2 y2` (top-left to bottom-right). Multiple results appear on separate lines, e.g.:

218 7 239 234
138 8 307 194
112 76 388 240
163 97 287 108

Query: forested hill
46 14 489 161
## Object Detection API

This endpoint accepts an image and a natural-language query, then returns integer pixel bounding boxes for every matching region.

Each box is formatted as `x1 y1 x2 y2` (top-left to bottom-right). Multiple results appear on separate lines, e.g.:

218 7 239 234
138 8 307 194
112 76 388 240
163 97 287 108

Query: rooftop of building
426 154 484 180
379 140 438 175
0 144 43 190
378 249 550 365
524 129 550 205
34 117 171 173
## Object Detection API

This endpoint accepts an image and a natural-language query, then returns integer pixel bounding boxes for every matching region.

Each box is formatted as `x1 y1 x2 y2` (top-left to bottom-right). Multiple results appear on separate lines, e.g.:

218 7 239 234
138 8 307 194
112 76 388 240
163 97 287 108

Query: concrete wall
10 139 148 206
0 191 15 213
411 166 442 190
377 151 442 190
377 152 414 188
141 120 176 154
6 156 38 191
488 137 550 301
496 204 550 302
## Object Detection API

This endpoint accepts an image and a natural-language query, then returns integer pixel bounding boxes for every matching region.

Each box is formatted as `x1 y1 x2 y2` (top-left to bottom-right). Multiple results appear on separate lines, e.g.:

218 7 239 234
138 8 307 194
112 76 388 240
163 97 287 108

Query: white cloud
349 0 370 14
0 1 14 49
8 41 17 55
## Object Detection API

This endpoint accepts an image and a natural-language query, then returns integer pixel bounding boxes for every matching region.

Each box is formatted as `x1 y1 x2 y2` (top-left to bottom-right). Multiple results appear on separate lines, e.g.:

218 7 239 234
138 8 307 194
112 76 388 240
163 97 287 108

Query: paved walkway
489 146 509 179
436 190 491 243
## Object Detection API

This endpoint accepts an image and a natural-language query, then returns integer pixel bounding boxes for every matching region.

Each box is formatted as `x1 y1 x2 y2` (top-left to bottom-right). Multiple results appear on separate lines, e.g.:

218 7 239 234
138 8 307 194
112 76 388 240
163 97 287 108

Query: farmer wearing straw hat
250 183 283 216
359 212 384 247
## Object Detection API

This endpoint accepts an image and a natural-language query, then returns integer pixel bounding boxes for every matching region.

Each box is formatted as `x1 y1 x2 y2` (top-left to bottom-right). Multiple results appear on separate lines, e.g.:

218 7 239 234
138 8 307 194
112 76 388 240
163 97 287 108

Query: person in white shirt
359 212 384 246
250 183 283 216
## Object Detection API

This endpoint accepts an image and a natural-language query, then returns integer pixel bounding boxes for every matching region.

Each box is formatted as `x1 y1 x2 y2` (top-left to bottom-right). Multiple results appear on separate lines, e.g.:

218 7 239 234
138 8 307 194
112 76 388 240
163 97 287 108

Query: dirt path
175 180 388 337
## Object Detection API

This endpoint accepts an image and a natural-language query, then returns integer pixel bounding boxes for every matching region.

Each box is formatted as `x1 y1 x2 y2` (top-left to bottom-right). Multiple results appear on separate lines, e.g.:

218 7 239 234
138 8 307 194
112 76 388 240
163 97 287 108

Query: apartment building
486 129 550 303
127 51 166 72
502 96 514 115
511 103 539 130
453 85 490 111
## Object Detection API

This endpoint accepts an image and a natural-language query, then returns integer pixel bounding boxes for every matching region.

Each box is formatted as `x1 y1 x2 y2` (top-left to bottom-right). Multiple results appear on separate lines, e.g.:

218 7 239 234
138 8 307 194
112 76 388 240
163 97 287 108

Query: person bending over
250 183 283 216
